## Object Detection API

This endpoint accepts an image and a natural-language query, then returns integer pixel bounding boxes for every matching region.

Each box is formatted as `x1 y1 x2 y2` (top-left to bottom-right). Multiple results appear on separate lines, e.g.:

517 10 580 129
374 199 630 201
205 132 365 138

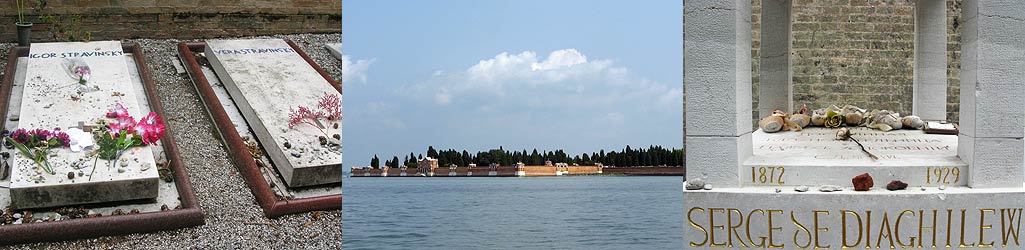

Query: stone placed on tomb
685 178 705 190
759 115 784 133
790 114 811 128
866 110 902 131
842 105 866 125
818 185 843 192
795 185 809 192
886 180 908 191
901 115 924 129
852 173 874 191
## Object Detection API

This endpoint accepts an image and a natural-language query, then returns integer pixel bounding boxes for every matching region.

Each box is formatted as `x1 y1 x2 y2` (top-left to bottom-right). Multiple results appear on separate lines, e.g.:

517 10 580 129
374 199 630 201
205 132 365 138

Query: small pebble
920 186 926 191
684 178 705 190
283 142 291 149
885 180 908 191
12 213 21 219
819 185 843 192
332 134 340 140
7 115 17 121
117 168 125 173
702 184 712 190
938 185 947 190
794 185 809 192
775 188 781 193
67 172 75 179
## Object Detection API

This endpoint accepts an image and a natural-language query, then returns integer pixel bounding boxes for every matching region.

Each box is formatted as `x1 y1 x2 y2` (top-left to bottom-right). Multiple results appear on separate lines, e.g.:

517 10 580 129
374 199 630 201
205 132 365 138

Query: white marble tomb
205 39 342 187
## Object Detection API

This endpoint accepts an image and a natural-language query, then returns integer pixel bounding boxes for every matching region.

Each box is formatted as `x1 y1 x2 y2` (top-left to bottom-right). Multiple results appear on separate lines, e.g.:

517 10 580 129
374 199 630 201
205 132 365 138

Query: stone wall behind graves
751 0 962 124
0 0 341 42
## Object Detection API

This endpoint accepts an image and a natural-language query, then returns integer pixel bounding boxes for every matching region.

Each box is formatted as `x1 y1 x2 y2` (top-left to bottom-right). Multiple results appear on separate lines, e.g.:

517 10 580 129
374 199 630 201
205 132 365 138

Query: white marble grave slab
196 64 341 198
205 39 342 187
325 43 342 61
0 53 180 215
10 41 159 209
744 127 966 187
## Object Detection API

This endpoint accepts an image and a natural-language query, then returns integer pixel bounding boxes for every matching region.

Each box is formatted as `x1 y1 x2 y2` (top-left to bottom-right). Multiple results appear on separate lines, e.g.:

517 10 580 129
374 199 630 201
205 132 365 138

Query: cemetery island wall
0 0 341 42
350 158 684 177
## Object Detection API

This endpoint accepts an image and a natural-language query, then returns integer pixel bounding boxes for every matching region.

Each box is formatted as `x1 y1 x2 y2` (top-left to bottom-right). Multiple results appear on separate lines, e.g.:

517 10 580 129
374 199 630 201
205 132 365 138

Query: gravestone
205 39 342 187
325 43 343 61
684 1 1025 249
745 127 967 187
11 41 159 209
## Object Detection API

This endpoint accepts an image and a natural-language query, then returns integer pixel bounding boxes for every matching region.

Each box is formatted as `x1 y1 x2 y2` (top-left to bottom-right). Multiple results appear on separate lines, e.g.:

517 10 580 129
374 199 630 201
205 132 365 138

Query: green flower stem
89 155 98 181
5 137 55 175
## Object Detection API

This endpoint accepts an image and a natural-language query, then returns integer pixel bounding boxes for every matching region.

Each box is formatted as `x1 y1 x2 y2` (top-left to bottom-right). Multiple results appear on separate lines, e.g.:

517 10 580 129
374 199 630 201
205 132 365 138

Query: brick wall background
0 0 341 42
750 0 962 123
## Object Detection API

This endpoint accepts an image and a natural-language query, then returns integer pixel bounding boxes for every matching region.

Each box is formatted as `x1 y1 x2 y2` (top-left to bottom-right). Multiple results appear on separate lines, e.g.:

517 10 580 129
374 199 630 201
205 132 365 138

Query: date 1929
926 166 960 184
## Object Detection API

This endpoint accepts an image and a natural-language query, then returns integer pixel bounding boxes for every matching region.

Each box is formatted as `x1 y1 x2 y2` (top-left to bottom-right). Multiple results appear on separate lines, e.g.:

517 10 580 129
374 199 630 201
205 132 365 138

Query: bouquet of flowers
97 103 165 162
85 103 165 180
4 128 71 175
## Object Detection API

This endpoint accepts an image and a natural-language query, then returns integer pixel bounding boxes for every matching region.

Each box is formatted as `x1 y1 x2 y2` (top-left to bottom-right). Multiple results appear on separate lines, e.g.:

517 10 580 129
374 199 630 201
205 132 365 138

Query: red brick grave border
177 41 342 218
0 43 205 245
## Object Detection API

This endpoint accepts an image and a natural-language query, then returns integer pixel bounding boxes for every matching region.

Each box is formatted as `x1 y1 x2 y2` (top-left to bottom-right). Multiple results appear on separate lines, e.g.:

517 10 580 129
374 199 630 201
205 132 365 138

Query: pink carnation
108 115 136 136
134 112 165 144
106 103 129 119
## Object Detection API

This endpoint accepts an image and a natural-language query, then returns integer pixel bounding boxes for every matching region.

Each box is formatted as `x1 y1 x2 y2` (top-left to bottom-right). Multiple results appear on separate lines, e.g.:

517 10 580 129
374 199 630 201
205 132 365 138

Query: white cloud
399 49 680 113
341 54 374 83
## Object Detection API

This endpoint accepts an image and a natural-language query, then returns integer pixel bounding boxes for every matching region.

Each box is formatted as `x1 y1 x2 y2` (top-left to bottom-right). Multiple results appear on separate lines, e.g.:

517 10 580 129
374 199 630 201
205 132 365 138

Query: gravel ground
0 33 342 249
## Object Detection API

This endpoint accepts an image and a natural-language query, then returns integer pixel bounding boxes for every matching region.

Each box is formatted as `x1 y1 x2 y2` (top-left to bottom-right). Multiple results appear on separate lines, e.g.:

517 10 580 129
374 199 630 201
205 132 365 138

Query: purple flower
10 128 29 145
29 128 51 144
74 66 90 77
52 128 70 147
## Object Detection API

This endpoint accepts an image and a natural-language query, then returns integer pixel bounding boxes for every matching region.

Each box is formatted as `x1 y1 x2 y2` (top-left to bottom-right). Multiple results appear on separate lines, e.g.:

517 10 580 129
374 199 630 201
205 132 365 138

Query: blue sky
343 0 682 169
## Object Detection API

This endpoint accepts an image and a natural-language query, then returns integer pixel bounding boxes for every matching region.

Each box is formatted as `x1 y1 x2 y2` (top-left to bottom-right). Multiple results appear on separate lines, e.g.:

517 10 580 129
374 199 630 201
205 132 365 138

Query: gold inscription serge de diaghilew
687 207 1024 248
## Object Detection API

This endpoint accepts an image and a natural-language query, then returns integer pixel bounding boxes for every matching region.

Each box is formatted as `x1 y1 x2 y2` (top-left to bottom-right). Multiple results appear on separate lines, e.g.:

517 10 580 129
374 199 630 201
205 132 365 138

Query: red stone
886 180 908 191
852 173 874 191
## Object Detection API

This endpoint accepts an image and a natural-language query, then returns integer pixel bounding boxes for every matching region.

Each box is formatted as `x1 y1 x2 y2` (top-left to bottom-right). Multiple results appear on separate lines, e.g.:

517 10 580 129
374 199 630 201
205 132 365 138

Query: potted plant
14 0 34 46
